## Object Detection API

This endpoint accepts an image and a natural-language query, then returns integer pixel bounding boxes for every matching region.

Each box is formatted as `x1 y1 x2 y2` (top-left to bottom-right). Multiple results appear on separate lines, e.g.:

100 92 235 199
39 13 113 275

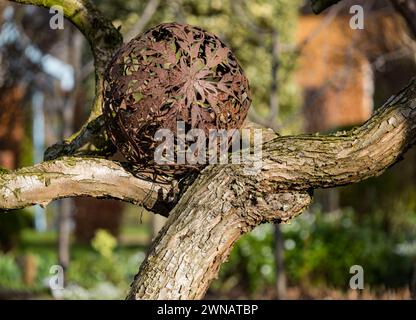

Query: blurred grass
0 208 152 299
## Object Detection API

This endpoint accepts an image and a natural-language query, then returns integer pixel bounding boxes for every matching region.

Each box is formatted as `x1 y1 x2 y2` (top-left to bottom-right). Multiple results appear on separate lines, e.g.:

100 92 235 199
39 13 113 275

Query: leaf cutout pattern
103 23 252 178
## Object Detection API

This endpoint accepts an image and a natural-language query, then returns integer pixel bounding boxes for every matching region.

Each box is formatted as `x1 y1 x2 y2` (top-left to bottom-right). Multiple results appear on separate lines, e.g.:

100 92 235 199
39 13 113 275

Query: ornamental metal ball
103 22 252 177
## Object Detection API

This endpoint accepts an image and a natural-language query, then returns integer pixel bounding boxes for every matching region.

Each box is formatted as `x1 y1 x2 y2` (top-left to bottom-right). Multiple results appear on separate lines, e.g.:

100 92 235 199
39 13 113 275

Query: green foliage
68 253 124 289
215 208 415 295
0 251 56 291
91 229 117 259
0 254 23 289
283 210 413 289
0 167 9 174
66 230 145 292
68 230 121 288
213 224 276 293
0 210 32 252
340 156 416 236
0 228 146 297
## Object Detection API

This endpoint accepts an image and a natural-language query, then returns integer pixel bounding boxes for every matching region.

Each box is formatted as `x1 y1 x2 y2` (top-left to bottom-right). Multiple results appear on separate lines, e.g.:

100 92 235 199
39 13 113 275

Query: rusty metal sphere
103 22 252 177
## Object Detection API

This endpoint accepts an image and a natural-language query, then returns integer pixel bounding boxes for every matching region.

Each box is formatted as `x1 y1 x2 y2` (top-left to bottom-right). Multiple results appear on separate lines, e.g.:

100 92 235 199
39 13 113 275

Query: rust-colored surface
103 23 251 177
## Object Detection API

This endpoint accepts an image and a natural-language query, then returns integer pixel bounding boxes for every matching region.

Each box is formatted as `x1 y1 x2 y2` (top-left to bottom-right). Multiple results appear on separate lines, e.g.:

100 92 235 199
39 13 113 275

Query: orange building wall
295 14 409 133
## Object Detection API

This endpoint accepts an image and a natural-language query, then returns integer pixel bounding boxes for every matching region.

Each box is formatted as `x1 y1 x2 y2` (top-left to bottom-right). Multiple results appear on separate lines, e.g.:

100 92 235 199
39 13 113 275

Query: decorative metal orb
103 22 251 177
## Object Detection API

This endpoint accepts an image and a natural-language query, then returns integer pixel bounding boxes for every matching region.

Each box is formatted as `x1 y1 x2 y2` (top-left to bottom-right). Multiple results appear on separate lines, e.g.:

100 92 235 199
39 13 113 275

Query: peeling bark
127 165 312 299
3 0 416 301
126 79 416 299
2 79 414 216
261 80 416 190
1 78 416 299
0 157 172 215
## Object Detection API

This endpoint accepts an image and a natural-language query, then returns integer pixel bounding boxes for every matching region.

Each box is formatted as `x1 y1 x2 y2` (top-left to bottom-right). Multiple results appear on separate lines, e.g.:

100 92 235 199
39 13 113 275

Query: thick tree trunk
4 0 416 301
127 79 416 299
127 166 311 299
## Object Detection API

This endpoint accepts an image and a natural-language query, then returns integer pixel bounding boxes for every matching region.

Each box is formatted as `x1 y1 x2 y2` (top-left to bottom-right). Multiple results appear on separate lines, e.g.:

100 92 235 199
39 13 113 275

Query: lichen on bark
3 0 416 301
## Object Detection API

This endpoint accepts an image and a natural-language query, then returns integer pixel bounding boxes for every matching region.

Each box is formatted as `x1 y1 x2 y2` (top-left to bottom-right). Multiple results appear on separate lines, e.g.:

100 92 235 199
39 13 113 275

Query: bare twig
125 0 160 42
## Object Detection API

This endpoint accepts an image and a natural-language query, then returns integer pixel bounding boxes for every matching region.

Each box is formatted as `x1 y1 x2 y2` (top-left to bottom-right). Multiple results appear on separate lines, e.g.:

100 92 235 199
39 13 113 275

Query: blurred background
0 0 416 299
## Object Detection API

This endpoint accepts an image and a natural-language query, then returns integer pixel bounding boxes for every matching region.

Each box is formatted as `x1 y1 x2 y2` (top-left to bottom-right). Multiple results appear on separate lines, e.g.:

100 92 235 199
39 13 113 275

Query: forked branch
1 79 416 217
127 79 416 299
3 0 416 301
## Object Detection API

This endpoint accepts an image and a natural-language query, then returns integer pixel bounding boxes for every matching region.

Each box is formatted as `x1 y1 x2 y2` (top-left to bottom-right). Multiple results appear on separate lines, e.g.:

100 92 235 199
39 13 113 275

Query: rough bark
127 165 312 299
3 76 416 212
262 81 416 190
126 79 416 299
1 77 416 299
0 157 172 215
3 0 416 300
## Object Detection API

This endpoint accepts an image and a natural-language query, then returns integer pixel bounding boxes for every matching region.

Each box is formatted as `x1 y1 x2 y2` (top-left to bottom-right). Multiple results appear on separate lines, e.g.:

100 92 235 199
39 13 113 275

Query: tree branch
2 77 416 217
44 115 116 160
6 0 416 300
10 0 123 160
260 79 416 190
127 77 416 299
128 167 312 299
0 157 173 216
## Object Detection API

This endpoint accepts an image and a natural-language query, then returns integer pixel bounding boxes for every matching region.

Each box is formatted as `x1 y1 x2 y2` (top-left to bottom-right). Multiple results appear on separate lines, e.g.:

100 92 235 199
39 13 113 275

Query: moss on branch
10 0 123 159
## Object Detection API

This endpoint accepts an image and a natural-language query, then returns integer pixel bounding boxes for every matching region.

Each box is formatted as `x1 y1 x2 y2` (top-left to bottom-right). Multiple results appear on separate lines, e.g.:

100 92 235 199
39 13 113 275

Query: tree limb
128 167 312 299
260 79 416 190
5 0 416 300
0 157 173 216
44 116 116 160
128 78 416 299
10 0 123 160
2 77 416 216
